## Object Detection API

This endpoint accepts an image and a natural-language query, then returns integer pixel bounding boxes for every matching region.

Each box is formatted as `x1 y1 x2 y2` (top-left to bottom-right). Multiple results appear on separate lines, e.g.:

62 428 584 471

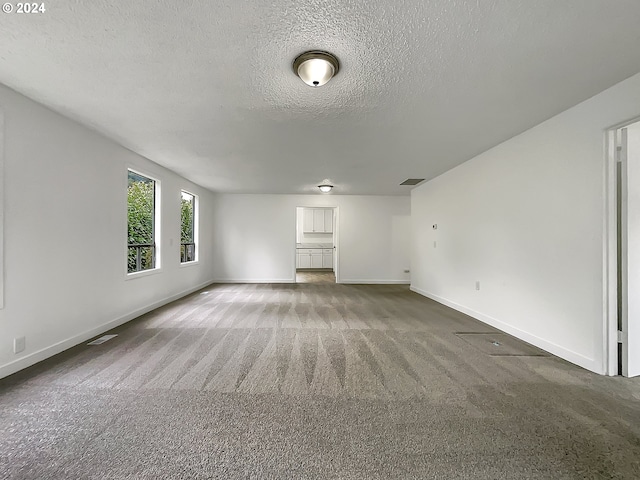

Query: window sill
179 260 200 268
126 267 162 280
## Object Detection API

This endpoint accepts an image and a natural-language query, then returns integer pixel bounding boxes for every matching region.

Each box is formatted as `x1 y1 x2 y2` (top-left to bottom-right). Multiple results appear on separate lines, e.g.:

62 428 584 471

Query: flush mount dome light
293 51 339 87
318 184 333 193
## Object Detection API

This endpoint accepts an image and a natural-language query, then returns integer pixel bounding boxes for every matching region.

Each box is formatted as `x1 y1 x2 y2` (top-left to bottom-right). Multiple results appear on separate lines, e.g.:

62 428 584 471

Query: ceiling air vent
400 178 425 186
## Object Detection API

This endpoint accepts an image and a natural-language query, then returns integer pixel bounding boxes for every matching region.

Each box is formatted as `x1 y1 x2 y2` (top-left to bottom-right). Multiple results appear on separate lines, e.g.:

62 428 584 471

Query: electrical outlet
13 336 25 354
475 281 480 291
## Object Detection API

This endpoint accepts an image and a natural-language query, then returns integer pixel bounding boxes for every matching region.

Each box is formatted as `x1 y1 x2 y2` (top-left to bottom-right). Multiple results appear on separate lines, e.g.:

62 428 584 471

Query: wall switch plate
14 336 26 354
476 281 480 291
433 241 437 248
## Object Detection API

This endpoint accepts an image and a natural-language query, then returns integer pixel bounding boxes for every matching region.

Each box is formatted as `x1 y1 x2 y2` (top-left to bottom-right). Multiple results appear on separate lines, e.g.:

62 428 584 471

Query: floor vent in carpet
455 332 548 357
87 334 118 345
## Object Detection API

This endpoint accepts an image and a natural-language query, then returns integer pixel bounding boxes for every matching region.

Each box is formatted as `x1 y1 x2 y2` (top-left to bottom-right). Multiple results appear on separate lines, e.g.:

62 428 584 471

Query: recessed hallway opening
2 282 639 478
294 206 337 284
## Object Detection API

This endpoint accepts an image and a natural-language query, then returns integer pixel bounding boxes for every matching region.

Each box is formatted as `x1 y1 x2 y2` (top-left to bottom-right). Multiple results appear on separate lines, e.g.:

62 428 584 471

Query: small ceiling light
293 51 340 87
318 184 333 193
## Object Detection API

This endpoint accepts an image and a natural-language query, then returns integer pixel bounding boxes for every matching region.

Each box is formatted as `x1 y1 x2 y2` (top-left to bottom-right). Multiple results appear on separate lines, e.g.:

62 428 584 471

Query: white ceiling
1 1 640 195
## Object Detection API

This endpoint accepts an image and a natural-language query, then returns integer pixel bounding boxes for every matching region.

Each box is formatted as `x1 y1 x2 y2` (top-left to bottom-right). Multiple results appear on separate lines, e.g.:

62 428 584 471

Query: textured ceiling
1 1 640 195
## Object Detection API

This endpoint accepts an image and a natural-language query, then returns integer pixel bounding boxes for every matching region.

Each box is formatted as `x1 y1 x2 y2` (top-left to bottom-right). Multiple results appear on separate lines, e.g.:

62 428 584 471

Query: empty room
1 1 640 478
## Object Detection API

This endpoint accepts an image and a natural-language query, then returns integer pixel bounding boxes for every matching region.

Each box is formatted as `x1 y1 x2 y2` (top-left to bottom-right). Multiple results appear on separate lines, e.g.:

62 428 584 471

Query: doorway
294 206 338 284
607 119 640 377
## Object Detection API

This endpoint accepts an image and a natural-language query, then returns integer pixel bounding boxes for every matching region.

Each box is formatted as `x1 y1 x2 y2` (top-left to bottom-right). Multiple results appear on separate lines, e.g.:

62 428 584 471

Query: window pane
180 191 196 263
128 170 156 273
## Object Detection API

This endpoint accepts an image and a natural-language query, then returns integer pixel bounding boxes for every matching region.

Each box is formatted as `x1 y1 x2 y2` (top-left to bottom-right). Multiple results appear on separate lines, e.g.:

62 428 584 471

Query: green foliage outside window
128 172 155 272
181 195 194 244
181 192 195 262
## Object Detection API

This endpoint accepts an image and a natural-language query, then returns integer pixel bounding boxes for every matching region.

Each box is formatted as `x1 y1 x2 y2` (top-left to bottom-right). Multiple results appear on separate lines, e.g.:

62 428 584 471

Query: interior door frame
605 116 640 376
293 205 339 283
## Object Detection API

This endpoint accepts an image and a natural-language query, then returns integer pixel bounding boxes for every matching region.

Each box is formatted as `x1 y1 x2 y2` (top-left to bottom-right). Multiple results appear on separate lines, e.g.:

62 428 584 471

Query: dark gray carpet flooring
1 283 640 479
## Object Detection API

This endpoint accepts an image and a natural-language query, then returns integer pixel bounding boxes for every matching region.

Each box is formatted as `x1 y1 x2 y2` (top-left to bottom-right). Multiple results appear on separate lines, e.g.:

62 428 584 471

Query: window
180 191 197 263
127 170 158 273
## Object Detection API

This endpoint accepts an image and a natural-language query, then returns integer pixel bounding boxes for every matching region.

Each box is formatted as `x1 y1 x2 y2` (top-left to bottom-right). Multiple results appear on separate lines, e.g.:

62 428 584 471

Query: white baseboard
340 279 411 284
211 278 410 285
410 286 602 374
0 279 215 380
211 278 295 284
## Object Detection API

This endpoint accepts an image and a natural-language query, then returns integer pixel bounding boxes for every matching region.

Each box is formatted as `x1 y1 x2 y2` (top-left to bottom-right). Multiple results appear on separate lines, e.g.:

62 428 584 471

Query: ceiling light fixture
318 184 333 193
293 51 340 87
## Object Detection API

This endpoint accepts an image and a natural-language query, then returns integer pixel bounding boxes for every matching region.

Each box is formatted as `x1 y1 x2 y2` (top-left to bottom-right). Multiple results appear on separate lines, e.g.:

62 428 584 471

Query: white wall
0 111 4 309
412 71 640 375
212 194 410 284
0 84 216 379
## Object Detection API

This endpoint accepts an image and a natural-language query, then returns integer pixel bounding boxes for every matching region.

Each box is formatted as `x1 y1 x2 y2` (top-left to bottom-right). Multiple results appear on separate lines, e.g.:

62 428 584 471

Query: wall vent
87 334 118 345
400 178 425 186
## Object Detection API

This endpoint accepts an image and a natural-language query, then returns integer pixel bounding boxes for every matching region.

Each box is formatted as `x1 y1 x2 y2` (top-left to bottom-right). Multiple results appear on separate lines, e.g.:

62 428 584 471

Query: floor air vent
455 333 547 357
87 334 118 345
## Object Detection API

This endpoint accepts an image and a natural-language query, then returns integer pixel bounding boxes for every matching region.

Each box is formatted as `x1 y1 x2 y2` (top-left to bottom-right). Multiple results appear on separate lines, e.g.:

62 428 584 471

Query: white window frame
180 190 199 267
126 168 161 279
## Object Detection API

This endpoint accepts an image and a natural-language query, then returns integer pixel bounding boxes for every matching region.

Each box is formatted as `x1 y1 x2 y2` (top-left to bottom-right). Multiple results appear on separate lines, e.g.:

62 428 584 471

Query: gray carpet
1 283 640 479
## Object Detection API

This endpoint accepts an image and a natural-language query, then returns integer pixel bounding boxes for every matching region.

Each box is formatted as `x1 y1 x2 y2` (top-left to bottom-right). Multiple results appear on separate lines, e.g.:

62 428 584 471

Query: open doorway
294 206 338 284
607 118 640 377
